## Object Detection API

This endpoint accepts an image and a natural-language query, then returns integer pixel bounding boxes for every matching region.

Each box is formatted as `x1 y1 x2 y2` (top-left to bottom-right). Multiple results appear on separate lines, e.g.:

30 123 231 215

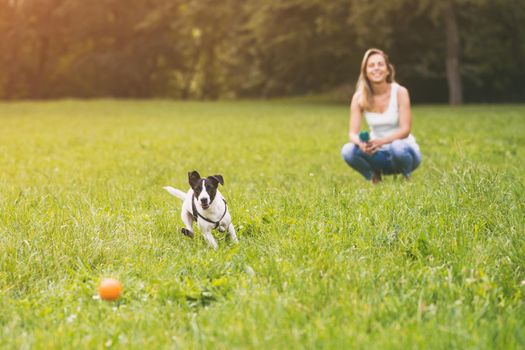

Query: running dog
163 170 238 250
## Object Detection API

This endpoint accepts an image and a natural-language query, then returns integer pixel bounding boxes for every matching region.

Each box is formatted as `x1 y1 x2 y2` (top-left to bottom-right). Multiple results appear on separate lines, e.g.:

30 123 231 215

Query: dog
163 170 238 250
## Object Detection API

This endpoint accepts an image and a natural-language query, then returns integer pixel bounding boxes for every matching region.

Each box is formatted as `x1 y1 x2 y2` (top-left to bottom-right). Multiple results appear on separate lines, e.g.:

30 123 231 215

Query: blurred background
1 0 524 104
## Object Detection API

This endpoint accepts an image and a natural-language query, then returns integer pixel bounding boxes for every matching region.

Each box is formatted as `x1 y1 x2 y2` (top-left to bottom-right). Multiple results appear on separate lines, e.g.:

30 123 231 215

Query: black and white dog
164 171 238 250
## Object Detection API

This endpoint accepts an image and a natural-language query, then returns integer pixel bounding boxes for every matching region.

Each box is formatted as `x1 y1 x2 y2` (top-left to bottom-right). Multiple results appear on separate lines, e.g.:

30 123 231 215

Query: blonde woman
341 48 421 183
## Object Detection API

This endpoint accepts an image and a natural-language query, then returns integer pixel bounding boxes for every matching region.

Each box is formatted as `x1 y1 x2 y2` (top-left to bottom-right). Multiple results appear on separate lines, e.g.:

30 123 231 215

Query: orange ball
98 278 123 301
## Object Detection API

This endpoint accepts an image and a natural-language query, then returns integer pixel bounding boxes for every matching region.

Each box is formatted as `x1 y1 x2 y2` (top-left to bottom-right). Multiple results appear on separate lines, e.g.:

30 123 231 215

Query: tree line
1 0 524 103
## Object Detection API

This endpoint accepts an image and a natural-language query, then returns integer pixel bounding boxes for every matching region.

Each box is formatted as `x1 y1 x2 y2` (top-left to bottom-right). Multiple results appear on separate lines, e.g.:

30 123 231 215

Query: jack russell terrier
164 170 238 250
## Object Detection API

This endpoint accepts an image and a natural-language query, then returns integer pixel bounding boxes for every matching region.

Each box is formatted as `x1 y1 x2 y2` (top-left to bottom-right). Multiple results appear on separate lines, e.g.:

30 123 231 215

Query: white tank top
364 83 416 150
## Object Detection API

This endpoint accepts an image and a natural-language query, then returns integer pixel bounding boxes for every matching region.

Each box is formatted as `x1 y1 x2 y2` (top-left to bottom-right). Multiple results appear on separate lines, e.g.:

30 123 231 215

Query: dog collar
191 197 228 229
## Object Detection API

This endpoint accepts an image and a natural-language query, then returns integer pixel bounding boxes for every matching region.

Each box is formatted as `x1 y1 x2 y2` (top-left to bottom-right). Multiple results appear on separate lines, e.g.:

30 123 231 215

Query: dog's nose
201 198 209 205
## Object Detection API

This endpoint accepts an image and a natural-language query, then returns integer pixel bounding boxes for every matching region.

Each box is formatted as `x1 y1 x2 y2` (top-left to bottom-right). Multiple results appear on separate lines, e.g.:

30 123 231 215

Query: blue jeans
341 140 422 180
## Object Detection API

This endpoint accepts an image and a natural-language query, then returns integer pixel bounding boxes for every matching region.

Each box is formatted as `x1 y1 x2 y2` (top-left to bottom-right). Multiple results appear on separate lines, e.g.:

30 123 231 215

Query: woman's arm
368 86 412 151
349 93 375 155
349 93 373 154
348 93 362 144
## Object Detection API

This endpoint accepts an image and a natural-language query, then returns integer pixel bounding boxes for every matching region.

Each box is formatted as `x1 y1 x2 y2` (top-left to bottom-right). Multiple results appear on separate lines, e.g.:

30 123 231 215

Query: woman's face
366 53 388 84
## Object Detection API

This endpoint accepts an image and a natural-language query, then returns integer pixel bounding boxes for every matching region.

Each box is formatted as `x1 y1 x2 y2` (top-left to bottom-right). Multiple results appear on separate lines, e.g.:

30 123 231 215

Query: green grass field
0 100 524 349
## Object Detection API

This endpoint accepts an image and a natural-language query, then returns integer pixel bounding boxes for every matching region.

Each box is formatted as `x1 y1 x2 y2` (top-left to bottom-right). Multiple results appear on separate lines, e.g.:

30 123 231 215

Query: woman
341 48 421 183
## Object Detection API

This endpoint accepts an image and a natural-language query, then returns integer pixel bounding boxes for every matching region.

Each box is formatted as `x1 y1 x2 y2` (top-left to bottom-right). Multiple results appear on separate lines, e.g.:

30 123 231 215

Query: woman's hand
358 141 371 154
363 139 385 154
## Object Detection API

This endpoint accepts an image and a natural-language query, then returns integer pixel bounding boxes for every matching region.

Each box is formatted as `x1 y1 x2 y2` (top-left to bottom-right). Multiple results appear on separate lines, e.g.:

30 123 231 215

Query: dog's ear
208 174 224 186
188 170 201 188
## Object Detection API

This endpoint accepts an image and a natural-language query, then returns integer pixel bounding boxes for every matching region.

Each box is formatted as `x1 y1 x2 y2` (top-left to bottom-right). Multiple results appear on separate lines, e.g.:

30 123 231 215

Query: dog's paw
181 228 194 239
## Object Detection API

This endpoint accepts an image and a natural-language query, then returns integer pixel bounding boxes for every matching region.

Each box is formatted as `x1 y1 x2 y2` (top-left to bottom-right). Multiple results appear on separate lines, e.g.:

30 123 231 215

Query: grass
0 99 524 349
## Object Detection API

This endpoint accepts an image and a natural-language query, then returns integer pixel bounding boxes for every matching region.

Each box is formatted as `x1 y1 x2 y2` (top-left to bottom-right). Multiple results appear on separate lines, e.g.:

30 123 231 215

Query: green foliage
0 100 523 348
0 0 524 101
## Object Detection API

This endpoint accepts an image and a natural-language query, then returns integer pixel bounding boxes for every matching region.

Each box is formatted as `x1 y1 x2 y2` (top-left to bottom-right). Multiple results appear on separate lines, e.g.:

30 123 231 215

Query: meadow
0 99 523 349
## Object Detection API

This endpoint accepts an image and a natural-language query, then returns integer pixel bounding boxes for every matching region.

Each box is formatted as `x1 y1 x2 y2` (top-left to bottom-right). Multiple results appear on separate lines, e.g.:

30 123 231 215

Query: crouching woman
341 48 422 183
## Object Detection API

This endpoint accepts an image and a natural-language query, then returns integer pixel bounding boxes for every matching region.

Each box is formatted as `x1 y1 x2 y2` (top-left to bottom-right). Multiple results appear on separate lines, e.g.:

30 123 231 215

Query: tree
443 2 462 105
238 0 358 97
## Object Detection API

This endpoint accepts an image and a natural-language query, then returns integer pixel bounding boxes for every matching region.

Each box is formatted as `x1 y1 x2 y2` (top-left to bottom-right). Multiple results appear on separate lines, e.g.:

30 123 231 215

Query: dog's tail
163 186 187 200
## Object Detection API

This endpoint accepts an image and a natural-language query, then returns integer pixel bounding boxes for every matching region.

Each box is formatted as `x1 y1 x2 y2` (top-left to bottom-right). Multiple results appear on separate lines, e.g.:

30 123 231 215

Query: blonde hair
356 48 396 111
